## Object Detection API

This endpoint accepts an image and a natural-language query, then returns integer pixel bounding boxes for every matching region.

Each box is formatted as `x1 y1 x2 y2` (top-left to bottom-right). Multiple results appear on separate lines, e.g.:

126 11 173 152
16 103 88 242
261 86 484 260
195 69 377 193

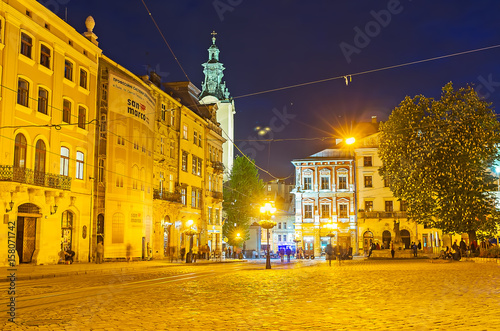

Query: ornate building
199 32 235 179
0 0 101 266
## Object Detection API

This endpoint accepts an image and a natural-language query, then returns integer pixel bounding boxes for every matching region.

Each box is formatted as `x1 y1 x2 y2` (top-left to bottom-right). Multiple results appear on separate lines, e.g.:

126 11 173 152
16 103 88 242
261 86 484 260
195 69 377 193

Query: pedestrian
390 241 395 258
228 247 232 259
126 243 133 262
411 242 417 257
286 247 291 262
180 246 186 261
146 242 151 260
96 240 104 264
279 248 284 262
192 245 198 263
376 242 380 250
368 242 374 257
417 240 422 250
325 243 334 266
459 238 467 257
64 247 75 264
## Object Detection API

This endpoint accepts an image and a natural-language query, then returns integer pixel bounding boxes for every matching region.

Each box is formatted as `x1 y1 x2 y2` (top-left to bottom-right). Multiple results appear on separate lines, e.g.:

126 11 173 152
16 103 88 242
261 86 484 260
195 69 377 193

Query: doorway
382 230 392 249
363 231 374 253
16 203 41 263
401 229 411 249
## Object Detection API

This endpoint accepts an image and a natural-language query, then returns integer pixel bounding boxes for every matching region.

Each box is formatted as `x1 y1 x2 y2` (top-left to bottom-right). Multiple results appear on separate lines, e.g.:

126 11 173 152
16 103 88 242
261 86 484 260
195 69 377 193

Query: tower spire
211 30 217 45
200 31 229 100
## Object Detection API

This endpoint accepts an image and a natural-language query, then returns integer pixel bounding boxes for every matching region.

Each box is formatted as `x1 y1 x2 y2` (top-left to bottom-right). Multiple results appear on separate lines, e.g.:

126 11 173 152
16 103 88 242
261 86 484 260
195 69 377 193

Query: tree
379 82 500 240
223 156 265 247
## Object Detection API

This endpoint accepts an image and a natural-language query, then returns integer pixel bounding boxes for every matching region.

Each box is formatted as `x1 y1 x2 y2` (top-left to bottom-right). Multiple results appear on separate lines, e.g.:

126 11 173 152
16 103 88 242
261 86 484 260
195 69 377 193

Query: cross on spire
211 30 217 44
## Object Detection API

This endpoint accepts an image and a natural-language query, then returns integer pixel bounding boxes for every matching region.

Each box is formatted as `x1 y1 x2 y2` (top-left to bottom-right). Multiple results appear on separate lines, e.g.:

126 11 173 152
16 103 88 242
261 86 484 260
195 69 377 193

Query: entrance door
304 241 314 258
401 229 411 249
16 217 37 263
363 231 374 253
382 230 392 249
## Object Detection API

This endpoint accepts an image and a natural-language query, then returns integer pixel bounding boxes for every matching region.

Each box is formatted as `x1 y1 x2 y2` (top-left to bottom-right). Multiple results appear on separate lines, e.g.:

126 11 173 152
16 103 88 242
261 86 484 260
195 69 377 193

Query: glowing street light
259 202 277 269
345 137 356 145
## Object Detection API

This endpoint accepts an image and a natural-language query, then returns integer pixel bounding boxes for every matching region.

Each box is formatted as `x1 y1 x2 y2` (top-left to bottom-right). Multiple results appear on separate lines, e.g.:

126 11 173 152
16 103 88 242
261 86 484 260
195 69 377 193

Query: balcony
0 165 71 190
358 211 407 219
212 191 223 200
212 161 224 173
153 189 182 203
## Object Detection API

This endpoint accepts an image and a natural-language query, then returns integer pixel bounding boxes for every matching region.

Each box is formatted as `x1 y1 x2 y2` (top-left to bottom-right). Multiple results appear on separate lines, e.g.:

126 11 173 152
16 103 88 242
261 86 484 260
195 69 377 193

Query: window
64 60 73 80
192 156 197 175
161 104 166 121
320 176 329 190
61 211 73 251
198 133 202 147
98 159 104 182
385 201 394 212
183 124 188 139
181 188 186 205
215 209 220 225
364 175 373 188
117 136 125 146
321 204 330 219
170 141 175 158
63 99 71 123
365 201 373 212
60 147 70 176
304 204 313 219
40 45 51 68
400 200 407 212
34 140 46 186
79 69 88 89
303 177 312 190
170 109 175 126
182 152 188 171
20 33 32 58
14 134 27 169
363 156 373 167
283 222 287 229
112 213 125 244
75 151 84 180
339 204 348 218
338 176 347 190
37 88 48 114
17 78 29 107
278 222 282 229
191 189 196 207
278 235 282 242
384 177 393 187
193 131 198 145
197 158 202 176
78 106 86 129
284 235 287 242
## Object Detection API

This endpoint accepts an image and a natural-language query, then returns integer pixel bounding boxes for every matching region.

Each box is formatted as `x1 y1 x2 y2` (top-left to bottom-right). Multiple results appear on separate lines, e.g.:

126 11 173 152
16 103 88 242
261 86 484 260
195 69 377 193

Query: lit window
182 152 188 172
365 201 373 212
338 176 347 190
339 204 348 218
321 204 330 218
364 156 373 167
320 176 329 190
385 201 394 212
303 177 312 190
76 151 84 179
60 147 70 176
364 175 373 188
183 124 188 139
304 204 313 219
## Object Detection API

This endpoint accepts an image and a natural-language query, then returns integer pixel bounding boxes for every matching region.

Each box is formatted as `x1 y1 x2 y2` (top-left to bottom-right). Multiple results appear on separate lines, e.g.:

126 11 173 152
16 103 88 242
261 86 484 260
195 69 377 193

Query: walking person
192 245 198 263
390 241 395 258
286 247 291 262
96 240 104 264
411 242 417 257
325 243 334 266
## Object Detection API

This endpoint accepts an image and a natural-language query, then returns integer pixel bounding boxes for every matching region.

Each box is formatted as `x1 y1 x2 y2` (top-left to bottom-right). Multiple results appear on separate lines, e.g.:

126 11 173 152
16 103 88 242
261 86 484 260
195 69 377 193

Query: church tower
199 31 235 179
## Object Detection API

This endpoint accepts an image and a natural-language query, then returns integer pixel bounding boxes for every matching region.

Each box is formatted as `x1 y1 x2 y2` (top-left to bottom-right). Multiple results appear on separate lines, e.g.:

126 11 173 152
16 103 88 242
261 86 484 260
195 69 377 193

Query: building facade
292 151 357 257
0 0 101 266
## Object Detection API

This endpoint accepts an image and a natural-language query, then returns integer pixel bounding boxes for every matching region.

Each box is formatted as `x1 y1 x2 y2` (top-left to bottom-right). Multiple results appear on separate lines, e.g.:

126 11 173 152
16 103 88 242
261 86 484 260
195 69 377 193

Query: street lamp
345 136 359 256
259 202 277 269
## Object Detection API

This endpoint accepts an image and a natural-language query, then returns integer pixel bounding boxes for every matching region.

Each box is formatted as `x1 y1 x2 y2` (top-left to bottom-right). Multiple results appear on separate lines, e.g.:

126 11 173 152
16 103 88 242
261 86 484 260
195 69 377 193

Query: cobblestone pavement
2 259 499 330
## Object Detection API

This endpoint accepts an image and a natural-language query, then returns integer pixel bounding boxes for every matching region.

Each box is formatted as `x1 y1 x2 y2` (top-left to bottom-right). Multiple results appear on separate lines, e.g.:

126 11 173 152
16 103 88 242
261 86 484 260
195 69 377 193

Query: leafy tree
223 156 265 247
379 82 500 240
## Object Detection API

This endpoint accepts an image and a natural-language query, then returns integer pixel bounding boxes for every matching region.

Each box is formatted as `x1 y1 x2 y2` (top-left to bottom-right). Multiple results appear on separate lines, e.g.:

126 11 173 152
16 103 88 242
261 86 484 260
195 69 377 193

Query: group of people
177 244 222 262
278 248 293 262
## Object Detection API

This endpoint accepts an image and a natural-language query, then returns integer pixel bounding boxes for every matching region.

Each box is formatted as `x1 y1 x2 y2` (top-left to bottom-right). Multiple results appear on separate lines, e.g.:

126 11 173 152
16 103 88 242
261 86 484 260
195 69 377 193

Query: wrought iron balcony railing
153 189 182 203
212 191 223 200
0 165 71 190
212 161 225 173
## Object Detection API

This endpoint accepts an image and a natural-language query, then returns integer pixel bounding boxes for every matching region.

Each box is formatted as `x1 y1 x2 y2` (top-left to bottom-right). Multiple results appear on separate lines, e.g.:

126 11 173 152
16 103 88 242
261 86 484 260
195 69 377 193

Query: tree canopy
379 82 500 238
223 156 265 247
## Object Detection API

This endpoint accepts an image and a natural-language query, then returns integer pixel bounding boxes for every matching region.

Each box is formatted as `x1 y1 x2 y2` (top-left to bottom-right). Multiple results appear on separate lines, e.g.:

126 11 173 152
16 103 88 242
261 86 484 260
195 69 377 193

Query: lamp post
259 202 277 269
234 232 243 259
346 136 358 256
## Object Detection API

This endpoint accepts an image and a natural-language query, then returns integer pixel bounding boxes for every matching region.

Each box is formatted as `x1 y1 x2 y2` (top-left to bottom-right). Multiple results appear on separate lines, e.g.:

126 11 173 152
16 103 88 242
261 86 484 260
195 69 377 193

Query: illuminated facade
0 0 100 266
292 151 357 257
199 32 235 180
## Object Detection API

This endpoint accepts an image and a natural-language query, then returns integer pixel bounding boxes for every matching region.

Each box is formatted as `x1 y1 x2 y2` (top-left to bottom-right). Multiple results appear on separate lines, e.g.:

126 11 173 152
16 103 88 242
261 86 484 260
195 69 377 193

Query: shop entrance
303 237 314 258
16 203 41 263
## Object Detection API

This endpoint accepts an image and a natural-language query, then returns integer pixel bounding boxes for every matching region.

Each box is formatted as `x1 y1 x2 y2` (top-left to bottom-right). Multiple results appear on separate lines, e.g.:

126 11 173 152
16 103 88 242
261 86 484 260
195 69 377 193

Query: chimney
371 116 377 124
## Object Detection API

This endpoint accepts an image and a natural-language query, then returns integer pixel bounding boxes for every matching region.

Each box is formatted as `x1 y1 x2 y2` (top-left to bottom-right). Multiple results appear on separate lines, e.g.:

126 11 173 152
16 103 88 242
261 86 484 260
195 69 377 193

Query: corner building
0 0 101 266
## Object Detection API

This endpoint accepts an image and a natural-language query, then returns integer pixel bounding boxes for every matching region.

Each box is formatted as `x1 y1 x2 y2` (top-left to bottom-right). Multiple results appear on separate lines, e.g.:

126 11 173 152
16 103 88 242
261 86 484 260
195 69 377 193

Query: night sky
49 0 500 181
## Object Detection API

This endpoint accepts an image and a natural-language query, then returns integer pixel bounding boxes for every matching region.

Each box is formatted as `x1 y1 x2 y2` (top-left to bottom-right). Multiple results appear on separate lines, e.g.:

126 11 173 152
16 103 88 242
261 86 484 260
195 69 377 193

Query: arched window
34 140 46 185
97 214 105 237
76 151 84 180
60 147 70 176
61 210 74 251
14 133 27 169
382 230 392 249
38 88 48 114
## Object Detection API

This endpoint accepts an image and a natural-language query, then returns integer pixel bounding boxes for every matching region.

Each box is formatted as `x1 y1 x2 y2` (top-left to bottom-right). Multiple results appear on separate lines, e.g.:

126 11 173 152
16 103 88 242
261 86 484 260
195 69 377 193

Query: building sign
131 213 143 227
108 73 156 131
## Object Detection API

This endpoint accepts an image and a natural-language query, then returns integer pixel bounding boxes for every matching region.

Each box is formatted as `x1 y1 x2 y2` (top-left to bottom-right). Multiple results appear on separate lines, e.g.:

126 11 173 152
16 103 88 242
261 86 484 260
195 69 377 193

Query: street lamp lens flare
346 137 356 145
186 220 193 227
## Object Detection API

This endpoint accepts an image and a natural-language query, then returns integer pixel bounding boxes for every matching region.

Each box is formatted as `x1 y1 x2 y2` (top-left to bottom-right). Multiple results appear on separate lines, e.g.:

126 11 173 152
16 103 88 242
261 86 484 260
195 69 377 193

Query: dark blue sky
51 0 500 180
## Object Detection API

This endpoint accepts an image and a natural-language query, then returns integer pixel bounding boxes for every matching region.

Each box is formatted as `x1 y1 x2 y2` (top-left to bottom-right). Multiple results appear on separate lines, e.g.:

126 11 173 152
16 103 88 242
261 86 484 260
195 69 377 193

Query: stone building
0 0 101 266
